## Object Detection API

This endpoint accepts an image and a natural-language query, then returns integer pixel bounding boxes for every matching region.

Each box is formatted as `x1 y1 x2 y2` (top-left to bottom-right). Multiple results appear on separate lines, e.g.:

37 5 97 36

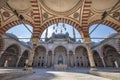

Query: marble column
101 57 106 67
27 45 36 71
16 55 21 67
67 51 70 67
84 37 97 71
73 52 76 67
0 53 2 59
52 51 54 66
86 43 97 71
45 51 48 67
0 51 4 59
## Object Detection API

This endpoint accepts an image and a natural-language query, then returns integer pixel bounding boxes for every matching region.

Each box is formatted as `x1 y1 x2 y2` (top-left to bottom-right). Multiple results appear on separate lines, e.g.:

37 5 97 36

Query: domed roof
5 33 18 40
107 33 118 38
52 32 69 39
20 41 27 45
20 41 32 49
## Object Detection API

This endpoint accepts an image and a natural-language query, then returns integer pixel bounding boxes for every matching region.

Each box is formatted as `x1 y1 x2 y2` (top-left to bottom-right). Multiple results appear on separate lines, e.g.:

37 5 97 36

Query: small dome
20 41 27 45
21 41 32 49
5 33 18 40
107 33 118 38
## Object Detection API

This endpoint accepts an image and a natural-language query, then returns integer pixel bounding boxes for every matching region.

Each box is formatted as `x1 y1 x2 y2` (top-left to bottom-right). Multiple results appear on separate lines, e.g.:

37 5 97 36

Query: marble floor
12 68 111 80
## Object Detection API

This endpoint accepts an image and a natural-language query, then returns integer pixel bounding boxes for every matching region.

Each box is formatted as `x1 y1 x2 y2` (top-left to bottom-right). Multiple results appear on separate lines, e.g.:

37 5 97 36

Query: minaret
45 28 48 41
73 27 76 41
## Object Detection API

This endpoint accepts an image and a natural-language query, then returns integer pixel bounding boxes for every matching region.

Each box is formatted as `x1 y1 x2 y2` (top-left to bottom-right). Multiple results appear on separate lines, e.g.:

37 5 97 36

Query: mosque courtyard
0 0 120 80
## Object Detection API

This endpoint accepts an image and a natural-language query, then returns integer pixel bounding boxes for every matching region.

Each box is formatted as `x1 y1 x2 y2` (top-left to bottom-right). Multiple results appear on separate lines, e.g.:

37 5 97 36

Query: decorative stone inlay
73 12 79 18
113 12 120 17
2 11 10 17
31 11 34 17
43 13 48 18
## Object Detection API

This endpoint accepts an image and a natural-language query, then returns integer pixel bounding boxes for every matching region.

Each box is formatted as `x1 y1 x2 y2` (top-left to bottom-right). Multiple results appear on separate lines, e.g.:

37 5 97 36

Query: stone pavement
90 68 120 80
12 68 111 80
0 68 33 80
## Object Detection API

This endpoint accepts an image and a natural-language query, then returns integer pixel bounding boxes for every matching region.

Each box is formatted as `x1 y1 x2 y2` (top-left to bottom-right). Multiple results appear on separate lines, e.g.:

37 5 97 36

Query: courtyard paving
12 68 111 80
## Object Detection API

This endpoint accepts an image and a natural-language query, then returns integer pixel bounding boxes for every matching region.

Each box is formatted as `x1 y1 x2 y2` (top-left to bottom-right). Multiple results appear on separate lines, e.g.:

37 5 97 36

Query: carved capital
32 37 39 45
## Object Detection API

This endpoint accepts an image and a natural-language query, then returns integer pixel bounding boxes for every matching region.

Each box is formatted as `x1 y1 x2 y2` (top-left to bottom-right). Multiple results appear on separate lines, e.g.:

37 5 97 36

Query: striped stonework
0 37 4 52
81 0 92 38
81 0 92 26
30 0 41 39
0 20 34 36
117 39 120 52
39 18 82 36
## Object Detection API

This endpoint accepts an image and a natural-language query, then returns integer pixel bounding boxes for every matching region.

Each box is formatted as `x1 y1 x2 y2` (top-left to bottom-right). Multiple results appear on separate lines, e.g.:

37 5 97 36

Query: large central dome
40 0 83 12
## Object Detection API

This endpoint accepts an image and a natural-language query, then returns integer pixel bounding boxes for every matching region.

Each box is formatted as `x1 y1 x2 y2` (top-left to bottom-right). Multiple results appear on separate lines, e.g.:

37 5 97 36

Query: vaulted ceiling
0 0 120 43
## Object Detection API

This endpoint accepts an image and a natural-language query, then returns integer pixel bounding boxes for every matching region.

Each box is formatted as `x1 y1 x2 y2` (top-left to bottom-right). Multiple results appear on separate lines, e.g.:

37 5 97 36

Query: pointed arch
35 18 82 38
0 20 34 36
89 20 120 33
92 50 103 67
0 44 21 67
33 45 46 67
18 50 30 67
75 46 89 67
101 44 120 67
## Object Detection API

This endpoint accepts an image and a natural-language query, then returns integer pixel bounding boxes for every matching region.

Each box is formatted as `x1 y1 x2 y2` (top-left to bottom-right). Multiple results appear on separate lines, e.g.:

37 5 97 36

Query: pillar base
23 66 33 71
27 67 33 71
44 66 47 68
90 67 97 71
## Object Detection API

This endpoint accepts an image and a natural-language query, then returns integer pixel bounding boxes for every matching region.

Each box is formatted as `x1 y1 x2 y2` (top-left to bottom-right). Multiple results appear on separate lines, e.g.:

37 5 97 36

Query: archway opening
102 45 120 67
89 24 117 43
93 51 103 67
0 44 20 67
6 24 33 42
40 23 82 42
33 46 46 67
75 46 89 67
18 50 29 67
54 46 67 65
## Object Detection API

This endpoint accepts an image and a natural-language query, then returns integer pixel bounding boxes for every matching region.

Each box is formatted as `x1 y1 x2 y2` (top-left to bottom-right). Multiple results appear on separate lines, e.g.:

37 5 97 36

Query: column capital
32 37 39 45
83 37 91 44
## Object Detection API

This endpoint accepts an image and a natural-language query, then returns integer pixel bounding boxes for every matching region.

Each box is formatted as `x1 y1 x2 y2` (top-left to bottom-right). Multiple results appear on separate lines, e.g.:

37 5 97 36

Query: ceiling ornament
73 12 79 18
113 12 120 17
43 13 48 19
2 11 10 17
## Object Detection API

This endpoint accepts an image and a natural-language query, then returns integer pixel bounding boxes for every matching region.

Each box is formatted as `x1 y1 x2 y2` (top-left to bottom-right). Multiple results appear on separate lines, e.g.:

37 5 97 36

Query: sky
6 23 117 43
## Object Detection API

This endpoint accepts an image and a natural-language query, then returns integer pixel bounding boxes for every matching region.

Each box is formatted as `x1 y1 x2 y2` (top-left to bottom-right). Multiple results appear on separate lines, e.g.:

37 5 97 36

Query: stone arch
0 20 34 36
18 50 30 67
0 44 21 67
101 44 120 67
33 45 46 67
89 20 120 33
38 18 82 37
54 46 67 65
75 46 89 67
92 50 103 67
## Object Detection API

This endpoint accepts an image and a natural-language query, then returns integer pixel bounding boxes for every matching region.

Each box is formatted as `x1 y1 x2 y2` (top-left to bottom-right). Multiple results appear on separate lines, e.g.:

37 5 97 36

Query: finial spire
45 28 48 41
73 27 76 41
